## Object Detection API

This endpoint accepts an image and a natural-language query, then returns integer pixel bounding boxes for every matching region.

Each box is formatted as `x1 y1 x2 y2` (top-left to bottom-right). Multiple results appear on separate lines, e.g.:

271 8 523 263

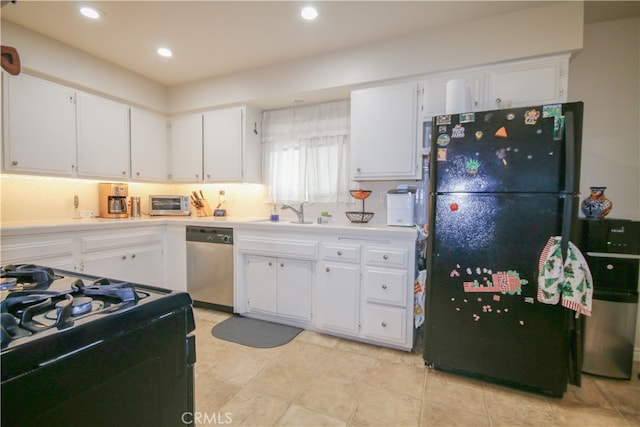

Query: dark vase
581 186 613 219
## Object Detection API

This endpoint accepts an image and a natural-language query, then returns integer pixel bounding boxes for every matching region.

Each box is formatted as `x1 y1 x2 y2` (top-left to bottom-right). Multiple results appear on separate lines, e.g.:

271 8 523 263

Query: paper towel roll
445 78 472 114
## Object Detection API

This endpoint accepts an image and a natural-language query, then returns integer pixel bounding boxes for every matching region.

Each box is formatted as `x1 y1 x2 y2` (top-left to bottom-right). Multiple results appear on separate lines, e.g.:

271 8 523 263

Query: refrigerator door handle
560 109 577 261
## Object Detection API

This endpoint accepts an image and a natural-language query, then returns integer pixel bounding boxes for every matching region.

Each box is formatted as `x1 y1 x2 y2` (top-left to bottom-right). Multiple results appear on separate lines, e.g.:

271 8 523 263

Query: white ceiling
1 1 638 87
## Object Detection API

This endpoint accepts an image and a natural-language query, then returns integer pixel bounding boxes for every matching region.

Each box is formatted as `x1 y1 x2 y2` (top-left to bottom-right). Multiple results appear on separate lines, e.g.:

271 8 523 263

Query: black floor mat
211 315 302 348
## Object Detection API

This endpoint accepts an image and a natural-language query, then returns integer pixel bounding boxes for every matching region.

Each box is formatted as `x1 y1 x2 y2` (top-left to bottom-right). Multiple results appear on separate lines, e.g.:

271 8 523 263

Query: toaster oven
149 195 191 216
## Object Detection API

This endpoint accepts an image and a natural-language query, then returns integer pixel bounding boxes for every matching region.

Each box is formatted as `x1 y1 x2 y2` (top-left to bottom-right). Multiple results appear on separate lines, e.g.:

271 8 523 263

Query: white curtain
263 100 350 203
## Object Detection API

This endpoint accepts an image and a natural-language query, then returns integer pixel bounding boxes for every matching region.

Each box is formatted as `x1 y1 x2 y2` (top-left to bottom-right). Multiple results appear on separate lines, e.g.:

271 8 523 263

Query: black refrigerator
423 102 584 397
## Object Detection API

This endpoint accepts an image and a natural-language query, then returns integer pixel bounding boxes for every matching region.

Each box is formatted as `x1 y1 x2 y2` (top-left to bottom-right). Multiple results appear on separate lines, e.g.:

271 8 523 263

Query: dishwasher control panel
186 226 234 244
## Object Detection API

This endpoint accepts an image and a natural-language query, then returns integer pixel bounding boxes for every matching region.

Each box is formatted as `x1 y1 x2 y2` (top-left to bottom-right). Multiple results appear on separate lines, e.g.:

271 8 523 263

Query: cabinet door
82 250 130 283
246 256 277 314
3 73 76 176
203 107 243 182
317 261 360 335
131 108 168 182
125 245 165 286
169 113 203 182
350 82 421 180
76 92 130 180
488 60 567 109
277 258 312 321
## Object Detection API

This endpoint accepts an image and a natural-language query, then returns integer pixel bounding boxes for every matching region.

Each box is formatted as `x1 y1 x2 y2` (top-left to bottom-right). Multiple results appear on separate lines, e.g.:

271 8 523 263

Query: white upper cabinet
422 55 569 119
487 58 568 109
172 106 262 183
169 113 203 182
76 92 130 180
203 106 262 183
351 82 422 180
204 107 241 182
130 108 169 182
3 73 77 176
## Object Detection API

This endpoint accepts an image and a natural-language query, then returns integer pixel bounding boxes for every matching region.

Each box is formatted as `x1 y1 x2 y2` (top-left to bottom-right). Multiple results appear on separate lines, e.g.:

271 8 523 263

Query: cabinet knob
382 284 387 290
136 172 140 176
280 263 285 268
325 267 330 272
11 160 17 166
473 101 478 107
268 262 272 266
122 171 127 175
195 174 200 178
121 255 127 260
382 255 388 260
337 251 342 256
356 167 361 173
495 97 502 105
131 253 136 259
207 174 211 178
381 322 387 328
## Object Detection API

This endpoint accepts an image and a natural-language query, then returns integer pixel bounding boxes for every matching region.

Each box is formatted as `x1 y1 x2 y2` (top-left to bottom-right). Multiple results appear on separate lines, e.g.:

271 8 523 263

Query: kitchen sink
250 219 315 225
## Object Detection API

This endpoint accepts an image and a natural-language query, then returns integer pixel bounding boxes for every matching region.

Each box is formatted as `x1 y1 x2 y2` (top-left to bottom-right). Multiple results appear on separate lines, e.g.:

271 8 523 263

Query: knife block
196 200 213 217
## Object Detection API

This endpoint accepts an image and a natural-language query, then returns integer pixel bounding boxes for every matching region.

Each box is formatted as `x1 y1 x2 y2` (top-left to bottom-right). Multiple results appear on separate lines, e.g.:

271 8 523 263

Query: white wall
168 1 583 113
567 16 640 361
568 17 640 221
0 20 168 112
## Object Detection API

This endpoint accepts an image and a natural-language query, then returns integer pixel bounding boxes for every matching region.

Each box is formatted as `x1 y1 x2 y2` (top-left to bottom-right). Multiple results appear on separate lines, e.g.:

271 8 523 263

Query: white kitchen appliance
387 186 416 226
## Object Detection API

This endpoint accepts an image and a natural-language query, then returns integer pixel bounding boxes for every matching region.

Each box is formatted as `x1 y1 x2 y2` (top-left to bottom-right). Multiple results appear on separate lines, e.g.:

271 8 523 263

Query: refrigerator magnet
451 124 465 138
435 115 451 125
460 112 475 123
524 109 541 125
438 125 448 134
542 104 562 118
475 131 483 140
437 148 448 161
495 126 508 138
436 134 451 146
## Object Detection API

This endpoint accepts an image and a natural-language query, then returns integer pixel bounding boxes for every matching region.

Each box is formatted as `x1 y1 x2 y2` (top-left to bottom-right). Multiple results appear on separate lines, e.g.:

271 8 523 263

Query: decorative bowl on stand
346 190 374 223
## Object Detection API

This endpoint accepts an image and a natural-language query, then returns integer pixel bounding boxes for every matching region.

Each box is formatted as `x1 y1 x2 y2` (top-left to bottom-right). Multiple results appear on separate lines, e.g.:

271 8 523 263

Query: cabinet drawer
365 246 409 268
363 268 407 306
320 243 360 263
362 304 406 344
236 236 318 259
82 230 163 252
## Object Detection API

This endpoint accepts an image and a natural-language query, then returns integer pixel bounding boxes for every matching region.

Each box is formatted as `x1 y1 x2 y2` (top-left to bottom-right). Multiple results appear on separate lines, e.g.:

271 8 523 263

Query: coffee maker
99 183 129 218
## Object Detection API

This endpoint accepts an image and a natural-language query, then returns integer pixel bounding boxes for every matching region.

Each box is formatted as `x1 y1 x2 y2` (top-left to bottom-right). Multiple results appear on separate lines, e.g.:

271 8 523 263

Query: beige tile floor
193 308 640 426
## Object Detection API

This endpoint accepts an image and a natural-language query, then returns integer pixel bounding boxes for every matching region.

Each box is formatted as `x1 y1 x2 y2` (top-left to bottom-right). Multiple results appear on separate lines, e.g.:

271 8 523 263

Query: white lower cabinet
80 228 165 287
236 227 416 350
246 255 312 321
316 261 360 335
0 232 77 272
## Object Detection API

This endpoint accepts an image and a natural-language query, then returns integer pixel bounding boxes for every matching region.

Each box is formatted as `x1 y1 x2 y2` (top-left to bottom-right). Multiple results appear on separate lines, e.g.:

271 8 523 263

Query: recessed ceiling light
79 6 101 20
157 47 173 58
301 6 318 21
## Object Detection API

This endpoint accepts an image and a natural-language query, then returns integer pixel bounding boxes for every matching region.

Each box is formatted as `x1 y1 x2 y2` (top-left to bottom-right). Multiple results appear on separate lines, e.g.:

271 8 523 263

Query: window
262 100 350 203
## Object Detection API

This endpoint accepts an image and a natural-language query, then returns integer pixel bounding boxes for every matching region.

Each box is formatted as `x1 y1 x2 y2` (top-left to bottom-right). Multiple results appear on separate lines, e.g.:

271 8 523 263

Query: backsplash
0 174 425 225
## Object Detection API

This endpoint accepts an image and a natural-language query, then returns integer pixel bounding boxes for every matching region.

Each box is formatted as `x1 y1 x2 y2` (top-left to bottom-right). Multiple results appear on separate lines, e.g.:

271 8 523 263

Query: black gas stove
1 264 196 427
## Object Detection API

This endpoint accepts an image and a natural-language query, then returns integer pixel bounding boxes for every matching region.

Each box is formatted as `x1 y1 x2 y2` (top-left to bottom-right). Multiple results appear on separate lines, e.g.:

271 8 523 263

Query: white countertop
1 215 419 239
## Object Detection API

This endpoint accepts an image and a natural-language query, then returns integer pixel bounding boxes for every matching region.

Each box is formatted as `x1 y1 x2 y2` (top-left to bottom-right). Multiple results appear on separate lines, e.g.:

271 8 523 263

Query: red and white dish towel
537 236 593 317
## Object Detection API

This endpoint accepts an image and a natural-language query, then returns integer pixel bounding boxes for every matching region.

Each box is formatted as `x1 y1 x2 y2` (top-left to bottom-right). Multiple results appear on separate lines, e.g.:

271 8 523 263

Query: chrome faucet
281 202 307 223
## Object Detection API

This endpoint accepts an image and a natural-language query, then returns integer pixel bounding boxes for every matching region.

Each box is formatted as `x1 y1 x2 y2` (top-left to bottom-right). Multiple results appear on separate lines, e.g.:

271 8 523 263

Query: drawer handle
382 255 388 260
381 322 387 328
325 267 330 272
337 251 342 256
381 284 387 290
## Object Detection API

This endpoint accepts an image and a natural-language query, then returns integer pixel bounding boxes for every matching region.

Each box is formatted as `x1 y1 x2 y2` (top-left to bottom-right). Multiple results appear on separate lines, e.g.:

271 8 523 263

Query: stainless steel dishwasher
186 226 234 312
